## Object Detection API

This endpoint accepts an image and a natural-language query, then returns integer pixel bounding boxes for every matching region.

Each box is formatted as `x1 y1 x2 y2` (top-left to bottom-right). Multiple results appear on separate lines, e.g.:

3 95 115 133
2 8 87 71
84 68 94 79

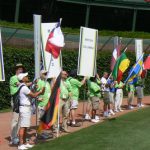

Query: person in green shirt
135 75 144 108
126 82 135 110
87 75 101 123
36 70 51 120
67 69 86 127
114 81 124 112
9 63 24 145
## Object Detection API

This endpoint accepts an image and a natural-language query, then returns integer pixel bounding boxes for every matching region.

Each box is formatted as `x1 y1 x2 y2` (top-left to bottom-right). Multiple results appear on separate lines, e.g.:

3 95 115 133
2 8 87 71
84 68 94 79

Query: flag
38 73 61 132
143 55 150 70
110 44 121 71
0 31 5 81
112 52 130 82
45 19 65 59
124 53 144 83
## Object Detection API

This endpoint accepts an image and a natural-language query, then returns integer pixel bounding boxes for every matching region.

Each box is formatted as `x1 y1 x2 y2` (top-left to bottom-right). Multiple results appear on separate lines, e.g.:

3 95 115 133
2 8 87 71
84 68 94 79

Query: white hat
40 70 48 74
17 73 28 81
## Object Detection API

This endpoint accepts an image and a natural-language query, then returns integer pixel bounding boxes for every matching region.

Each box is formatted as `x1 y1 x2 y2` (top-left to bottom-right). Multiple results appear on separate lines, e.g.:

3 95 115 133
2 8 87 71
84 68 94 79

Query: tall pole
132 9 137 32
85 5 91 27
14 0 20 23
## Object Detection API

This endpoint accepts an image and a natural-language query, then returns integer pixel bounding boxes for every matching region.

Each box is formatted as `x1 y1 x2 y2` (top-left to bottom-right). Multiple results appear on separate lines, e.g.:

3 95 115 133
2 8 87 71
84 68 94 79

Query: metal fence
1 26 150 52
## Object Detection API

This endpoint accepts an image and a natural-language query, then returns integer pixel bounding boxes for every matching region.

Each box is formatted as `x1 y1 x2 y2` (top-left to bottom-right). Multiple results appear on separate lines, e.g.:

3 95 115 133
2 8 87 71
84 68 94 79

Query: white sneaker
95 115 100 120
91 119 99 123
114 109 119 113
25 143 34 148
118 108 123 112
85 114 91 120
109 109 115 115
18 145 28 150
140 104 145 107
103 112 110 118
137 104 141 108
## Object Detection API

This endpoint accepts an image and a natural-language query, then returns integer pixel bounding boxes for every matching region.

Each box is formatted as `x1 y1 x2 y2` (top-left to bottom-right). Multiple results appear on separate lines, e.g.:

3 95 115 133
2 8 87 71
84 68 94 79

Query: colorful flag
45 19 65 59
110 44 121 71
112 52 130 82
38 73 61 132
124 53 144 83
143 55 150 70
0 31 5 81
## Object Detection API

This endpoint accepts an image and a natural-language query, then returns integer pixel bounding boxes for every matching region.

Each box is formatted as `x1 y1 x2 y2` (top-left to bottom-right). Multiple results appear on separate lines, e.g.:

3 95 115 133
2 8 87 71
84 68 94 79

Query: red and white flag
45 19 65 59
110 44 121 71
143 55 150 70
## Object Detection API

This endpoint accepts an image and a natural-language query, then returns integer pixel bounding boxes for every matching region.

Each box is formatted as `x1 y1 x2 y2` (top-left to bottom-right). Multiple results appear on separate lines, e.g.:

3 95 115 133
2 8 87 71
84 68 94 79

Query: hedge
0 47 149 110
1 21 150 39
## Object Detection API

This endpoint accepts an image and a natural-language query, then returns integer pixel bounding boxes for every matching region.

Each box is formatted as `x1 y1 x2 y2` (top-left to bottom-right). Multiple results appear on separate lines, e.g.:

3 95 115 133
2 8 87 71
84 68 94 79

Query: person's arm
81 77 87 85
28 87 45 98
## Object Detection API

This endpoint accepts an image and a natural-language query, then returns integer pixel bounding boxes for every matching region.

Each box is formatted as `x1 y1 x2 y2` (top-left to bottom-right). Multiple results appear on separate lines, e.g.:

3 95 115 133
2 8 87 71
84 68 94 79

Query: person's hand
38 97 43 101
40 87 45 94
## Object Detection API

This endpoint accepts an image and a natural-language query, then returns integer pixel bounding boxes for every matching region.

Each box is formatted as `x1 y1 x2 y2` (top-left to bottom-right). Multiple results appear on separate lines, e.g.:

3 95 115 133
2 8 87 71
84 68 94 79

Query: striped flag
0 31 5 81
45 19 65 59
110 39 121 71
38 73 61 132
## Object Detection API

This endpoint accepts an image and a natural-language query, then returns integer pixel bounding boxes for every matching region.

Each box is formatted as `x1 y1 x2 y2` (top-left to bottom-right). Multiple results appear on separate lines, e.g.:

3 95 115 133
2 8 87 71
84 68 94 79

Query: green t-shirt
60 80 72 100
87 80 101 98
10 75 19 95
37 79 51 107
67 77 82 101
136 77 144 86
126 84 135 92
115 81 124 89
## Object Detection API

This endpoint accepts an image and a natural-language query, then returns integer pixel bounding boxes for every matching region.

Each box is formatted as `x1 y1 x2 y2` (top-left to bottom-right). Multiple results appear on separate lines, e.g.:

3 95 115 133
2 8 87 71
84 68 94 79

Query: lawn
32 107 150 150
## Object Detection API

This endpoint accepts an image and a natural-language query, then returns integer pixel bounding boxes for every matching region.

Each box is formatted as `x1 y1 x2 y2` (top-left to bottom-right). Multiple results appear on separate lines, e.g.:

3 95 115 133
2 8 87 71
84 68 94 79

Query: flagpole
124 53 144 84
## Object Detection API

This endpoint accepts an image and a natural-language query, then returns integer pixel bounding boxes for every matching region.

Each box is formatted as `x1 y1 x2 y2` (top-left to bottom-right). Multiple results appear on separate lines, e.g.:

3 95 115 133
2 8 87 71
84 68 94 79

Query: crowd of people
9 64 145 150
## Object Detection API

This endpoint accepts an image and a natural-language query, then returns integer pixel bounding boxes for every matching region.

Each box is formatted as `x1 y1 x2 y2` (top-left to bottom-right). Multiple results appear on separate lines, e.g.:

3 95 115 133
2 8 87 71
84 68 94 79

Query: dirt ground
0 96 150 150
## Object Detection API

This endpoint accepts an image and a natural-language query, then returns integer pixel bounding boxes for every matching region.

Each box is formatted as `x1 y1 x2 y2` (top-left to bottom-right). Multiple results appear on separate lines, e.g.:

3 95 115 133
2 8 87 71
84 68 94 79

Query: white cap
17 73 28 81
40 70 48 74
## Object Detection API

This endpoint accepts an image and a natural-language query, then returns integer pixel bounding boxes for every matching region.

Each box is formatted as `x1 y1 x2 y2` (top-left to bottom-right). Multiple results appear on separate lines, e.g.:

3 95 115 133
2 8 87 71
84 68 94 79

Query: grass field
32 107 150 150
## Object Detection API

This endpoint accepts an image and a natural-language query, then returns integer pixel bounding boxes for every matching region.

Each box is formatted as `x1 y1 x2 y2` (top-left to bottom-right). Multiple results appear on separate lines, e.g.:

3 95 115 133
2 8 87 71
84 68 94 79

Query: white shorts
136 86 144 99
19 106 31 128
70 100 78 109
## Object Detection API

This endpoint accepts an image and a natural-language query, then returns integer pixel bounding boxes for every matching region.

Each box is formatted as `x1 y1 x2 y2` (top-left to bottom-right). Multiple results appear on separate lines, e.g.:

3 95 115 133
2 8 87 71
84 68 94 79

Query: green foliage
0 47 150 109
1 21 150 38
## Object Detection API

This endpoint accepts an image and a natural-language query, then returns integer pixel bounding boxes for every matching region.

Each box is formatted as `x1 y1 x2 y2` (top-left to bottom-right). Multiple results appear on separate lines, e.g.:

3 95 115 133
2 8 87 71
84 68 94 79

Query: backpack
12 85 25 113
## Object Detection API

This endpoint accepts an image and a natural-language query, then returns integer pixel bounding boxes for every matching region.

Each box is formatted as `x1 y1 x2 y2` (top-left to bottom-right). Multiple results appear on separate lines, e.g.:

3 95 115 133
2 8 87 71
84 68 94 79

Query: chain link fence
1 26 150 52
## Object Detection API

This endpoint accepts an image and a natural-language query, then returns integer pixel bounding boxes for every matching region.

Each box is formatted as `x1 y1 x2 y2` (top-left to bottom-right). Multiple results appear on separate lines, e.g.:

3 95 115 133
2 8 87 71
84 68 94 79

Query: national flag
110 44 121 71
38 73 61 132
0 31 5 81
112 52 130 82
45 19 65 59
124 53 144 83
143 55 150 70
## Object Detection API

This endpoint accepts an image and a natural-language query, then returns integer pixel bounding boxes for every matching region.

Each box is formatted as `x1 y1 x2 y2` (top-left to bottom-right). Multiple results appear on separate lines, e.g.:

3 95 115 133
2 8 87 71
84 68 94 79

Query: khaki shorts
91 97 100 110
109 92 115 104
103 92 110 104
136 86 144 99
19 106 31 128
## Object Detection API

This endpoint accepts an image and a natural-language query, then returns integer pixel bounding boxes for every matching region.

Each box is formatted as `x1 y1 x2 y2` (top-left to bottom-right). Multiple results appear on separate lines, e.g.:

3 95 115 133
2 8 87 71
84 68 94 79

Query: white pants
115 89 123 110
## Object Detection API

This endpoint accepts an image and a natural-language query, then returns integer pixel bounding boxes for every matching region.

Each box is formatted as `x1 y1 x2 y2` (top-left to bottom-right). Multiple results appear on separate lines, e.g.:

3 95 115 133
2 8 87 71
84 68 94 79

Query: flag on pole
124 53 144 83
112 52 130 82
38 73 61 132
143 55 150 70
0 31 5 81
45 19 65 59
110 44 121 71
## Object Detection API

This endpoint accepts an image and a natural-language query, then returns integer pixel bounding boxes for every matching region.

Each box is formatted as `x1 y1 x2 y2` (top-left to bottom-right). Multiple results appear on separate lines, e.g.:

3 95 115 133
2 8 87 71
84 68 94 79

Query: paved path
0 96 150 150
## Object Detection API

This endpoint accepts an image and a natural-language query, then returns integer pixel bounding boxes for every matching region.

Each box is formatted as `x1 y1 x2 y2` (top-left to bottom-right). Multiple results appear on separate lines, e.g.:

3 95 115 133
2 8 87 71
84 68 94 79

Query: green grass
1 20 150 38
32 107 150 150
0 108 11 113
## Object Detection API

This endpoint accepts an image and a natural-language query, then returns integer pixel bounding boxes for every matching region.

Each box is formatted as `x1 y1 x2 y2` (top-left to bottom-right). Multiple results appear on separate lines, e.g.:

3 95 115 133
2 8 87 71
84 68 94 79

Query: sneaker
128 106 134 110
95 115 100 120
114 109 119 113
109 109 115 115
85 114 91 120
10 137 19 145
91 119 99 123
18 145 28 150
71 122 81 127
118 108 123 112
103 112 110 118
140 104 145 107
25 143 34 148
137 104 141 108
